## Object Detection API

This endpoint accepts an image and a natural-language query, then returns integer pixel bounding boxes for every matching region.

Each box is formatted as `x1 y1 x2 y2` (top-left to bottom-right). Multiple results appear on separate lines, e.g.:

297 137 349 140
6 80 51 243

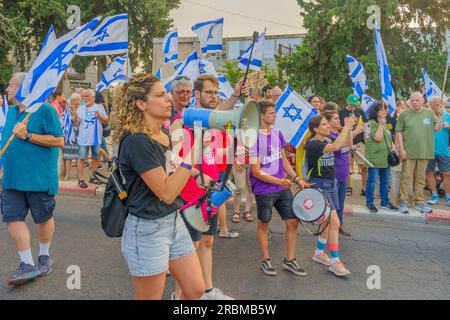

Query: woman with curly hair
113 73 205 300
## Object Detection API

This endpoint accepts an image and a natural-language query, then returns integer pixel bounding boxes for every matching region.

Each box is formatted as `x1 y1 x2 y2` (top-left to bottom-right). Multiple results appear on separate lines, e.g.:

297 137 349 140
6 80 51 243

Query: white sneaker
201 288 234 300
170 292 179 300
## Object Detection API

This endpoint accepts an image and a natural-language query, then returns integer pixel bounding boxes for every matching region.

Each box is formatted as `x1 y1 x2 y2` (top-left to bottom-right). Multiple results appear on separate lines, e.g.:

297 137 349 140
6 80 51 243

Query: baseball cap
347 94 360 106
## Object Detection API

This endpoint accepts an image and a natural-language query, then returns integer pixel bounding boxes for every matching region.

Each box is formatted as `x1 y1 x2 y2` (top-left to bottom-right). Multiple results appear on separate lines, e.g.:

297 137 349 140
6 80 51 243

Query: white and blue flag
361 94 377 115
346 55 368 98
199 58 219 77
61 108 76 144
237 31 265 71
78 13 128 56
274 86 319 148
192 18 224 54
96 55 131 92
163 50 200 92
218 76 234 101
422 68 446 101
375 27 395 115
163 29 178 64
16 17 100 113
155 68 162 80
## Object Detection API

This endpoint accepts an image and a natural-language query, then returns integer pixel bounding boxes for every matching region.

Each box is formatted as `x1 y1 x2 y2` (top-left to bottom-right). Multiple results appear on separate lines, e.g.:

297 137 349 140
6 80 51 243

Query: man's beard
199 97 217 109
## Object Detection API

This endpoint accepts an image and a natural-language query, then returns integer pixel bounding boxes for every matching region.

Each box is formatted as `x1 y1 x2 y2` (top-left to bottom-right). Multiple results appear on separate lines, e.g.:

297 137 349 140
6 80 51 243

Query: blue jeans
336 180 347 225
366 167 391 206
101 137 109 160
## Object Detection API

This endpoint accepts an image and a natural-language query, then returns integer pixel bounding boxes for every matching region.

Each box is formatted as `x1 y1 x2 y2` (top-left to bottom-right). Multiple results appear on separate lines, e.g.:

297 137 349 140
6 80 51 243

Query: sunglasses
174 75 191 81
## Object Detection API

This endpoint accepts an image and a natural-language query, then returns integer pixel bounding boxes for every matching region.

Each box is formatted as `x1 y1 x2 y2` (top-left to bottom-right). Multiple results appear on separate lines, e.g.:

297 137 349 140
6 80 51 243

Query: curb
58 182 98 197
425 210 450 225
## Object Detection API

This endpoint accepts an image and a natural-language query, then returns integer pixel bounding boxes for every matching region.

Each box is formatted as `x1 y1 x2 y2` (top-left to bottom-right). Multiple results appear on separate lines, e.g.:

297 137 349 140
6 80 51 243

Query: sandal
219 230 240 238
232 212 240 223
89 175 104 185
346 187 352 196
78 179 88 189
243 211 254 222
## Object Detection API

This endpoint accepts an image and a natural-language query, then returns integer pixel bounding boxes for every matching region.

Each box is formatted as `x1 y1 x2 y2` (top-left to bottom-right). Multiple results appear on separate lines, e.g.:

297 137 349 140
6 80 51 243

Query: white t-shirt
77 103 107 146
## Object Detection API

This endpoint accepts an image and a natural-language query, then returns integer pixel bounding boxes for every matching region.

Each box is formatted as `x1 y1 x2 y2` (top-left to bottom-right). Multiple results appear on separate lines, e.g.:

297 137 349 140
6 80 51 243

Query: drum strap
314 220 331 236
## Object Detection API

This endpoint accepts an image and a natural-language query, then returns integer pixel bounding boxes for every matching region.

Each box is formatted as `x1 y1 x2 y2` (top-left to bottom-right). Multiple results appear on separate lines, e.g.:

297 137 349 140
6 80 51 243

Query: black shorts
1 189 55 224
255 189 296 223
180 205 219 242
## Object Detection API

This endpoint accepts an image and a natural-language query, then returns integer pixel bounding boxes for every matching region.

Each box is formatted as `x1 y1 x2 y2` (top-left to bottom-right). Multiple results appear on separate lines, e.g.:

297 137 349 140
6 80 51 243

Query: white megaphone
181 100 261 148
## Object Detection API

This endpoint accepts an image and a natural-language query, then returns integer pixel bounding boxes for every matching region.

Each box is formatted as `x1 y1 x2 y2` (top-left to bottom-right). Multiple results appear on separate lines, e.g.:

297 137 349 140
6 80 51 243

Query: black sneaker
380 203 398 211
282 258 307 276
366 204 378 213
261 259 276 276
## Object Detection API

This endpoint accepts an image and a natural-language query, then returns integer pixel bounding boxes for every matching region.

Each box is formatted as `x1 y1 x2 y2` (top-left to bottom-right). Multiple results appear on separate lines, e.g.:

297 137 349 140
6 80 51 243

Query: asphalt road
0 194 449 300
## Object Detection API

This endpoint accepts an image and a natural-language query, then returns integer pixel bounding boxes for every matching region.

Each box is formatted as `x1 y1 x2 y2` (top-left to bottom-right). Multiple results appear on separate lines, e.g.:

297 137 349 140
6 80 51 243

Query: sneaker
360 189 366 196
282 258 307 276
7 262 41 286
366 204 378 213
37 255 53 277
399 202 409 214
380 203 398 211
201 288 234 300
218 230 239 238
329 261 351 277
446 199 450 207
414 203 433 214
170 292 179 300
312 252 331 266
261 259 277 276
428 195 440 205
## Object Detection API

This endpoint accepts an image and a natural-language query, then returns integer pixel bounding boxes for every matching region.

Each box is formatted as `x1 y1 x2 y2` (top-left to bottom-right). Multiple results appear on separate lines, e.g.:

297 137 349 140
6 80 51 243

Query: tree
279 0 450 104
218 60 244 88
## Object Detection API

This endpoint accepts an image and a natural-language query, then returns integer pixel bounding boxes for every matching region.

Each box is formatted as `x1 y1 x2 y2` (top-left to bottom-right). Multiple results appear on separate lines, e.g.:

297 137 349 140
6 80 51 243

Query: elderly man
2 73 64 285
75 89 109 188
425 96 450 206
170 76 192 121
270 86 283 103
396 92 443 214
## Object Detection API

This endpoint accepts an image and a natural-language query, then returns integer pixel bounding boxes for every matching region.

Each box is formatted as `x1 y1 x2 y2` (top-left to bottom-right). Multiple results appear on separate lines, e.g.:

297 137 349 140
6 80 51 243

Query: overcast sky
170 0 306 38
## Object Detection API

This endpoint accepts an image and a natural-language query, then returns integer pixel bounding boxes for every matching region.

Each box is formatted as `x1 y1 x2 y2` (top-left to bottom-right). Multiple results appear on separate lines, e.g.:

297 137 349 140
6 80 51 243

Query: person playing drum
249 100 309 277
305 114 356 277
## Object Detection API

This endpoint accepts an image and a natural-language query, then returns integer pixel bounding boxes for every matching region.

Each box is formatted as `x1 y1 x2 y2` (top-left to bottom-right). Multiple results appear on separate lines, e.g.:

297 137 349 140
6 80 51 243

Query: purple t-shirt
329 131 351 182
249 129 287 195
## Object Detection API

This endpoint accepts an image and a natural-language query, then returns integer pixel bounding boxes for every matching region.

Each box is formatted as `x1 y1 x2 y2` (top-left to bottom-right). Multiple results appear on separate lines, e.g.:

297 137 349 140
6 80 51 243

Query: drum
292 188 331 224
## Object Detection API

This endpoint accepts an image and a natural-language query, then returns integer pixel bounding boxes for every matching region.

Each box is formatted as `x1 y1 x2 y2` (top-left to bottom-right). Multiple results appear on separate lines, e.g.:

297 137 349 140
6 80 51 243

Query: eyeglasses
175 90 192 96
202 90 219 97
174 75 191 81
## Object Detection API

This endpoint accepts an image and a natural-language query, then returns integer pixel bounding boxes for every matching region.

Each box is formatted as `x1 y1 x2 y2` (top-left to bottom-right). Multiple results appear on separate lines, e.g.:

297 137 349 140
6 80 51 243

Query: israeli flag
375 27 395 115
192 18 224 54
155 68 162 80
0 95 8 139
218 76 234 101
78 13 128 56
163 50 200 92
422 68 446 101
361 94 377 115
96 55 131 92
163 29 178 64
237 31 265 71
199 58 219 77
346 55 368 98
61 108 76 144
274 86 319 148
16 17 100 113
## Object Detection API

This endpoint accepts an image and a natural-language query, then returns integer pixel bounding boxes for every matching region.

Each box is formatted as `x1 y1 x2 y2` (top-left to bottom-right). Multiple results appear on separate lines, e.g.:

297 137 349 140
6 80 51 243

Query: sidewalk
58 161 109 197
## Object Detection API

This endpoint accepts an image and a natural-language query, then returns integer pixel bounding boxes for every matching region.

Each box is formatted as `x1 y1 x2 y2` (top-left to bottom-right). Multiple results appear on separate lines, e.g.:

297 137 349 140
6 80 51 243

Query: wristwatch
25 132 33 142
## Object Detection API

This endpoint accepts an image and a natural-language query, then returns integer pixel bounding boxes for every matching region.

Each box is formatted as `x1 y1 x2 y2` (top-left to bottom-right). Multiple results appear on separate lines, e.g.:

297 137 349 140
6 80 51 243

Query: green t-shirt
395 108 436 160
365 119 392 168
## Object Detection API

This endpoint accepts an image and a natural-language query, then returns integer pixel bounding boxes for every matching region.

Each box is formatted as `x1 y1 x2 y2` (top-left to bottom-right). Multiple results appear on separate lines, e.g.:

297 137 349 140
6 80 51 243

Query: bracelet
180 162 193 171
232 93 240 98
194 172 201 179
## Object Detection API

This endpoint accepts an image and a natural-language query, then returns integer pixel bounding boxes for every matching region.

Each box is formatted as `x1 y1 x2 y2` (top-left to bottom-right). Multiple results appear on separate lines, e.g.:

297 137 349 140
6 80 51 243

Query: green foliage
218 60 244 88
279 0 450 105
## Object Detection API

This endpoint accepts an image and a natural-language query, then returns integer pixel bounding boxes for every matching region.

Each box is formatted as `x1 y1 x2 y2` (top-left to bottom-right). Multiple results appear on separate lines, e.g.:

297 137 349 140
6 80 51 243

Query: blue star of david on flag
96 55 131 92
273 86 319 148
49 45 77 74
283 103 303 122
207 26 214 40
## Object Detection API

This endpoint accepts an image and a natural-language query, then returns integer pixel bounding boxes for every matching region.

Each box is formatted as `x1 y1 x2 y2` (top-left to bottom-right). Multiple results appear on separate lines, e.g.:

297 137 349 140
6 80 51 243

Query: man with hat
339 94 368 198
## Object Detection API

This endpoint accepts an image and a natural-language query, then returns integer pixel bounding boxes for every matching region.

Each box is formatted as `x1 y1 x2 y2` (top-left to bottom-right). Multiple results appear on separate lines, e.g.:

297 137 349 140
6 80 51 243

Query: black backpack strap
219 136 238 191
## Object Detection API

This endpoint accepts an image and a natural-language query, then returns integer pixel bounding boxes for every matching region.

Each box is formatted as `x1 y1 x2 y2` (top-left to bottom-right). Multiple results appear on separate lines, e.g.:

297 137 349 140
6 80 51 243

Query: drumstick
353 149 375 168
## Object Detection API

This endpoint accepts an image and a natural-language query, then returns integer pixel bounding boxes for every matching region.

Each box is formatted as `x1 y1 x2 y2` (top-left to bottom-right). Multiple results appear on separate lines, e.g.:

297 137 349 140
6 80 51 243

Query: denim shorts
255 189 296 223
78 145 101 160
426 155 450 173
121 212 196 277
309 178 339 212
1 189 55 224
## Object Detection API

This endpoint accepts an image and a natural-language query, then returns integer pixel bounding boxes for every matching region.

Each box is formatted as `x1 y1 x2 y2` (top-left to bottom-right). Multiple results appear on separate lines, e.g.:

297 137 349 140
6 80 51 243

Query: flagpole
239 31 259 97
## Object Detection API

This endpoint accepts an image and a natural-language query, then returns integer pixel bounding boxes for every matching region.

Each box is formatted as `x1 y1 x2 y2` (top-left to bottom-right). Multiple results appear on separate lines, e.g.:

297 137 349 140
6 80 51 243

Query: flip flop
232 212 240 223
243 212 254 222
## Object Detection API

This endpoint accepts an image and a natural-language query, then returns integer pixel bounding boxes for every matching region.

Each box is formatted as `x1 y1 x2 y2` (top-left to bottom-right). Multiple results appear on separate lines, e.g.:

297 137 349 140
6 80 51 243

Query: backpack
100 134 137 237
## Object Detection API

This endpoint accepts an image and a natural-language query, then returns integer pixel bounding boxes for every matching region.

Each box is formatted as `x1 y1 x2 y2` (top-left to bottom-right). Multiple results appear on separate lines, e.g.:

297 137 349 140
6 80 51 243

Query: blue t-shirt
2 103 63 195
434 111 450 157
